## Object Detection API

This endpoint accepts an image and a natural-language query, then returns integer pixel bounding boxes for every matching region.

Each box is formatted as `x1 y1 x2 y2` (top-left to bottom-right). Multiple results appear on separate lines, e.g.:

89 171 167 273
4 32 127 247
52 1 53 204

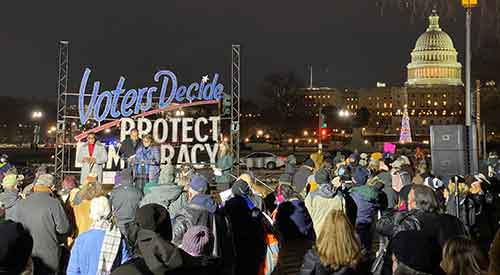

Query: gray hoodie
140 184 188 218
0 189 20 221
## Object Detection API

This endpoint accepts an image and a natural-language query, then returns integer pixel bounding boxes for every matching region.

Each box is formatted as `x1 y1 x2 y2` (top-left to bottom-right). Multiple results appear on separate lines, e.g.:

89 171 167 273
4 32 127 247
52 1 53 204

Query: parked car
240 152 286 169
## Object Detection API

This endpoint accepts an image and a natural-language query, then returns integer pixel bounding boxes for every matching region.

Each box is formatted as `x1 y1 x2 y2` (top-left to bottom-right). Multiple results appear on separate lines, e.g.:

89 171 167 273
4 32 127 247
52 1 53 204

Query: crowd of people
0 132 500 275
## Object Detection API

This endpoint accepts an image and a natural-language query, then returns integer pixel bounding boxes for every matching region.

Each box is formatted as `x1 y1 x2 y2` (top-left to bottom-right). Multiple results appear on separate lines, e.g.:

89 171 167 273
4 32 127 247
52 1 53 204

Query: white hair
90 196 111 221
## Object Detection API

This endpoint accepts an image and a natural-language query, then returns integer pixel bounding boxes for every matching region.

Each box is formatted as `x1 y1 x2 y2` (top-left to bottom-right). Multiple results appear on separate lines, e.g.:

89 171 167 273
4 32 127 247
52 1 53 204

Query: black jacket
300 250 359 275
111 229 221 275
120 137 142 160
376 209 467 247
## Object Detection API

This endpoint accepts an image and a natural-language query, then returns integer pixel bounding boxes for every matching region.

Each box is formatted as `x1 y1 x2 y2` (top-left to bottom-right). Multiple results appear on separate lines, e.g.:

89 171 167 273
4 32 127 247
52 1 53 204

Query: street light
32 111 43 119
303 130 309 137
338 110 350 117
257 130 264 136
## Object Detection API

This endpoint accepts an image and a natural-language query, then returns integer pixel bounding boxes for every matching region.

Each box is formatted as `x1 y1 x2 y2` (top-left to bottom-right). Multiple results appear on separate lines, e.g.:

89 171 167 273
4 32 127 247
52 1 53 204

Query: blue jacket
67 229 129 275
135 145 161 180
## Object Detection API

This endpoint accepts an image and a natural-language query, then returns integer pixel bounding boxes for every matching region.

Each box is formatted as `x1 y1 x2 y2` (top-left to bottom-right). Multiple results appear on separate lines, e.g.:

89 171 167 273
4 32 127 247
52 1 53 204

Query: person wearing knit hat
0 174 20 221
140 164 188 219
68 196 129 275
391 230 441 275
371 152 383 161
35 173 55 187
189 175 208 196
314 168 331 186
352 166 369 186
181 225 212 256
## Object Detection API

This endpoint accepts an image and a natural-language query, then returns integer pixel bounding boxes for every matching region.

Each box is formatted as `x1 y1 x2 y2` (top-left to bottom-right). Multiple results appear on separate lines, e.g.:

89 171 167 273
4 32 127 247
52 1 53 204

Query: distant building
293 11 465 140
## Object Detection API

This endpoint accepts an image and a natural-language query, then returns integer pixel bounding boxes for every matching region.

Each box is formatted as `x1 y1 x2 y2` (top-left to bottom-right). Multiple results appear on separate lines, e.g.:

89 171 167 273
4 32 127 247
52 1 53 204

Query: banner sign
75 116 220 169
383 142 396 154
78 68 224 124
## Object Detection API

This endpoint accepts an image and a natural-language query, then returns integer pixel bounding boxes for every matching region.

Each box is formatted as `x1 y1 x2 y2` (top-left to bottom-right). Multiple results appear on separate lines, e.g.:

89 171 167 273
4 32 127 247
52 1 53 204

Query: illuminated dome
406 11 463 87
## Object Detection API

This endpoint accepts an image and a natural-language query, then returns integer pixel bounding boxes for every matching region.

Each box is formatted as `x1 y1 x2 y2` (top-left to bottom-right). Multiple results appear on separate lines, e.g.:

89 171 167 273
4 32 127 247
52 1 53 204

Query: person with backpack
171 175 217 245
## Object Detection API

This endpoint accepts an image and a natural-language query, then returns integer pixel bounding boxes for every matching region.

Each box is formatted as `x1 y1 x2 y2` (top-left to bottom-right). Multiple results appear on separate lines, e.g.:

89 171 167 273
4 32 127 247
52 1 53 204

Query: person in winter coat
293 159 315 194
300 210 362 275
112 204 220 275
0 174 20 221
70 182 106 237
16 173 71 275
391 230 442 275
440 237 488 275
67 196 129 275
172 175 218 245
110 169 143 236
140 164 188 219
133 134 161 193
378 184 467 248
0 219 34 275
445 177 478 233
349 182 380 255
57 176 78 248
305 168 357 236
371 158 397 209
272 183 314 275
77 133 108 185
284 155 297 177
119 128 142 165
233 176 267 212
310 152 324 172
224 194 267 275
0 154 14 183
215 142 234 191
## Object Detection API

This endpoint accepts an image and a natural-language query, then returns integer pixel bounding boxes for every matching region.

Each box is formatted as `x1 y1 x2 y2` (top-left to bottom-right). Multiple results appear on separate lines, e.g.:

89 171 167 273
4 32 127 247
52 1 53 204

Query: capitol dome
406 11 463 87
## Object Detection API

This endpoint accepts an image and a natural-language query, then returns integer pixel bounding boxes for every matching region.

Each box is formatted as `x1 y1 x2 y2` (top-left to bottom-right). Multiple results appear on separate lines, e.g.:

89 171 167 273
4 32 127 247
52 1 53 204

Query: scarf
91 219 122 274
33 185 53 194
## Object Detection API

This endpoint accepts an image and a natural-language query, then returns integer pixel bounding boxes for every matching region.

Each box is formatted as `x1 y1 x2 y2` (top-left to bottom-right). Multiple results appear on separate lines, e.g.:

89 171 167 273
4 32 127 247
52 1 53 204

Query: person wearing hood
0 174 20 221
233 175 266 212
114 204 221 275
0 154 14 183
305 168 356 236
140 164 188 219
172 175 217 245
67 196 129 275
76 133 108 185
293 159 315 194
110 168 143 236
272 183 314 275
15 173 70 275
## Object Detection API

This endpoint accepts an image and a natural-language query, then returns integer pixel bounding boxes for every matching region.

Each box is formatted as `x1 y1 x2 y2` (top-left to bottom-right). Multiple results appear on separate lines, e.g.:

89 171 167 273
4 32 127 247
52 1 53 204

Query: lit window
427 100 431 105
427 94 431 98
443 101 447 106
458 102 462 106
434 101 438 106
412 101 416 107
389 103 393 108
443 94 447 98
422 120 427 125
383 103 387 108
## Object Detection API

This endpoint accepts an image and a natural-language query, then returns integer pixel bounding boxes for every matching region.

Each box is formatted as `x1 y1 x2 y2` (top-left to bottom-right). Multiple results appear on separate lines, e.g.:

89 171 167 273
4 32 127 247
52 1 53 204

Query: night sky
1 1 475 102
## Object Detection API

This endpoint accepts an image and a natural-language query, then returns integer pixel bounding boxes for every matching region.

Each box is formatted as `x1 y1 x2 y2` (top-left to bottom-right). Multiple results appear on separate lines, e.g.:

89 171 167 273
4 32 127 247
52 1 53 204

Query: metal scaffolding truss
230 45 241 176
54 41 69 182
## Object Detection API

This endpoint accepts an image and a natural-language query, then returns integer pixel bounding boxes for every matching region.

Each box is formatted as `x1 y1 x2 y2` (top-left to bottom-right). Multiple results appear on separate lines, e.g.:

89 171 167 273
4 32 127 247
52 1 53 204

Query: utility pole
462 0 478 174
318 107 323 151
